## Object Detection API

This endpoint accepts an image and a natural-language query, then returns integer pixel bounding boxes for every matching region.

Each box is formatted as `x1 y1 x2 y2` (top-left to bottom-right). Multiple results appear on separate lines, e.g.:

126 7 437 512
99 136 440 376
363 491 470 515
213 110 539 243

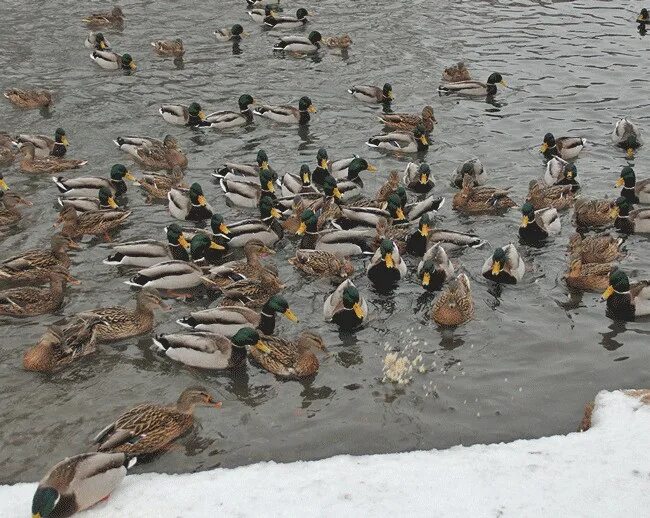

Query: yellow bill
129 61 137 70
255 340 272 353
499 80 507 87
521 215 529 228
422 272 431 286
420 174 428 184
353 302 364 319
271 207 281 219
261 160 269 170
209 241 225 250
308 105 317 113
395 207 406 220
333 187 342 199
385 252 394 269
609 207 619 219
615 177 624 187
491 261 501 276
367 164 377 172
178 234 190 248
283 308 298 322
420 223 430 237
419 135 429 145
61 136 70 146
296 222 306 235
602 285 615 300
199 111 206 120
219 222 230 234
0 178 8 190
540 143 548 153
198 194 207 206
302 172 310 183
107 196 118 209
266 181 275 193
627 147 634 158
125 171 136 181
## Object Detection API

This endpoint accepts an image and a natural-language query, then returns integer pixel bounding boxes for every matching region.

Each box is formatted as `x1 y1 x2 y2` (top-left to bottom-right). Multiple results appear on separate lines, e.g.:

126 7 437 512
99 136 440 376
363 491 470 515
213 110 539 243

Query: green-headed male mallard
250 331 326 379
206 94 256 129
405 214 432 256
264 8 310 29
367 239 407 289
84 31 110 50
4 88 52 109
616 166 650 204
367 125 430 154
190 233 229 265
90 50 136 70
348 83 393 104
540 133 586 161
602 269 650 322
273 31 322 54
168 182 214 221
214 24 245 42
159 102 208 126
331 157 377 184
612 196 650 234
127 260 205 292
254 96 316 125
611 118 642 158
104 223 190 267
417 244 454 292
518 202 560 241
58 186 120 214
323 278 367 330
54 163 134 197
297 208 374 256
403 162 434 193
220 169 277 208
249 4 280 24
482 244 525 284
213 149 272 181
280 164 319 198
432 273 474 326
452 158 486 188
16 127 68 157
438 72 506 96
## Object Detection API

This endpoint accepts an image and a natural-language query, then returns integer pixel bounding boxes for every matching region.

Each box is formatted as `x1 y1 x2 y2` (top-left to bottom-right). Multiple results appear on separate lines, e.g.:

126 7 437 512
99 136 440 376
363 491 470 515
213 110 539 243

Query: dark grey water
1 0 649 483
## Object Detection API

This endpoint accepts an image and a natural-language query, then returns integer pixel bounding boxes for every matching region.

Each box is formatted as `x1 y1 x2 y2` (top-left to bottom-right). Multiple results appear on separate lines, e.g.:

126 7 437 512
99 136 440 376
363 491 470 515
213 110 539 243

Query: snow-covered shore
2 389 648 518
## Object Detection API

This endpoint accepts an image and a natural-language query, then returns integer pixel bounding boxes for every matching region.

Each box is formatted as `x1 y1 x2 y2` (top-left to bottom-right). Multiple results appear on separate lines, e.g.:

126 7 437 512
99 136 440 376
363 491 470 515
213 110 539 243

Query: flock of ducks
0 4 648 517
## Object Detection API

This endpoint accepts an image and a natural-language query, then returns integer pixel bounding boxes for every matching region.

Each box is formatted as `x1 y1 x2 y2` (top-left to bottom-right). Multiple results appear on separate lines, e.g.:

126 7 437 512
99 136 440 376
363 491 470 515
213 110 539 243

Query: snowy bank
2 390 648 518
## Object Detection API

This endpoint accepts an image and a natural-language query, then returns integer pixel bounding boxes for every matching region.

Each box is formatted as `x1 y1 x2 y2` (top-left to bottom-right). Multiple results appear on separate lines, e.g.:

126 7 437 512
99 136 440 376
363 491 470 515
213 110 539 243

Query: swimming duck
380 106 436 134
544 157 578 190
611 118 642 158
250 331 326 379
348 83 394 104
279 164 319 199
0 234 78 285
540 133 586 161
331 157 377 183
220 169 277 208
16 127 68 157
273 31 322 53
616 166 650 204
58 186 120 214
216 268 284 309
324 278 367 330
4 88 52 109
403 162 435 193
56 205 131 241
372 216 411 254
214 149 272 181
214 24 245 42
573 198 614 228
205 201 283 248
189 234 229 265
249 5 279 24
441 62 472 82
568 233 622 264
0 266 78 317
104 224 190 267
452 158 486 188
611 196 650 234
253 96 316 125
404 214 432 256
417 244 454 292
168 183 214 221
438 72 506 96
154 327 262 369
151 38 185 57
54 164 134 198
565 259 612 292
602 270 650 322
639 8 650 23
82 6 124 27
264 8 310 29
0 191 32 228
136 168 186 202
289 249 354 279
19 143 87 174
482 244 525 284
75 288 170 342
297 209 374 255
518 202 561 241
367 125 430 154
373 170 400 204
453 176 516 214
0 135 16 166
159 102 208 126
204 239 274 287
84 31 110 50
23 315 105 372
115 135 187 171
93 388 221 455
178 294 297 336
385 189 445 222
432 273 474 326
312 148 331 185
323 34 353 50
367 239 408 289
427 227 486 251
205 94 256 129
320 174 359 204
127 261 205 293
91 50 136 70
31 452 136 518
527 180 574 211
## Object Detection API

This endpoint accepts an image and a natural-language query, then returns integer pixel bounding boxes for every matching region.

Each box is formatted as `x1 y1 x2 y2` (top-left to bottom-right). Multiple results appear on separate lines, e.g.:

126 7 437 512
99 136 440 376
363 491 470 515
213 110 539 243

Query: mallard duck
264 8 309 29
214 24 245 42
83 6 124 27
249 5 279 24
273 31 322 53
136 168 186 201
573 198 614 228
611 118 642 158
58 186 120 214
159 102 208 126
372 216 411 254
617 166 650 204
115 135 187 171
220 169 277 208
4 88 52 109
289 249 354 279
0 191 32 227
432 273 474 326
75 288 170 342
204 201 283 248
205 94 255 129
417 244 454 292
104 224 190 267
214 149 272 181
404 214 431 256
348 83 393 104
55 164 133 198
441 62 472 82
639 8 650 23
168 183 214 221
254 96 316 125
189 234 229 265
453 176 516 214
16 127 68 157
91 50 136 70
0 138 16 166
250 331 325 378
23 315 105 372
540 133 586 161
519 202 560 241
403 162 434 193
0 234 77 284
93 388 221 455
367 125 430 154
452 158 486 188
544 156 578 189
612 196 650 234
367 239 407 289
384 190 445 222
178 294 297 336
427 227 486 251
380 106 436 134
602 270 650 322
373 170 400 203
31 452 136 518
527 180 574 211
151 38 185 56
568 233 622 264
482 244 525 284
324 278 367 330
19 143 87 174
323 34 353 49
297 209 374 255
331 157 377 183
312 148 331 185
438 72 506 96
278 164 319 199
216 268 284 309
85 31 110 50
565 259 612 292
322 173 360 203
127 261 205 292
203 239 274 287
56 205 131 241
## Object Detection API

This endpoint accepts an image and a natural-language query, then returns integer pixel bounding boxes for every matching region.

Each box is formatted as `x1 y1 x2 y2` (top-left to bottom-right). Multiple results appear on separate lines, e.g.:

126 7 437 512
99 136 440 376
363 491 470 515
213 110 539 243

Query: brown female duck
527 180 574 211
19 143 87 174
56 204 131 241
568 233 622 264
136 167 186 202
289 249 354 279
249 331 326 378
441 62 472 82
0 191 32 228
453 175 516 214
130 135 188 171
83 6 124 27
151 38 185 57
216 269 284 310
379 106 436 134
431 273 474 326
565 259 612 292
4 88 52 109
573 198 613 228
204 239 276 289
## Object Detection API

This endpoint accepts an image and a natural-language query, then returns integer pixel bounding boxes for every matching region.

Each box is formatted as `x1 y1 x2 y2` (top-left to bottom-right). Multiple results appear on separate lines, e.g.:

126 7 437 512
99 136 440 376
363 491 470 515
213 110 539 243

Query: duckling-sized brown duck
379 105 436 134
453 175 516 214
56 204 131 241
431 273 474 326
83 6 124 27
527 180 574 211
573 198 614 228
136 168 186 202
441 62 472 82
568 233 622 264
0 266 79 317
151 38 185 57
93 387 221 455
23 315 105 372
289 249 354 279
565 259 612 292
4 88 52 109
19 143 87 174
250 331 326 379
216 269 284 310
204 239 276 289
0 191 32 228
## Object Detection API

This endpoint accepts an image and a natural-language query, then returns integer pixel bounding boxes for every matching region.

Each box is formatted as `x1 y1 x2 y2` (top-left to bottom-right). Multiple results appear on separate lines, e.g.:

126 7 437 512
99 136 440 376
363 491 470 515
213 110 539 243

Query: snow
2 390 648 518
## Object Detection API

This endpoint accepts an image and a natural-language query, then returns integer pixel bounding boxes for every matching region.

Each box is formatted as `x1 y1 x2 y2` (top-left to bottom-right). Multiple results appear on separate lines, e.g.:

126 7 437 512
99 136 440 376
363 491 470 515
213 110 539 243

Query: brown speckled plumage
250 331 326 378
565 259 612 292
527 180 575 210
432 273 474 326
568 233 622 264
453 176 516 214
573 199 614 228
